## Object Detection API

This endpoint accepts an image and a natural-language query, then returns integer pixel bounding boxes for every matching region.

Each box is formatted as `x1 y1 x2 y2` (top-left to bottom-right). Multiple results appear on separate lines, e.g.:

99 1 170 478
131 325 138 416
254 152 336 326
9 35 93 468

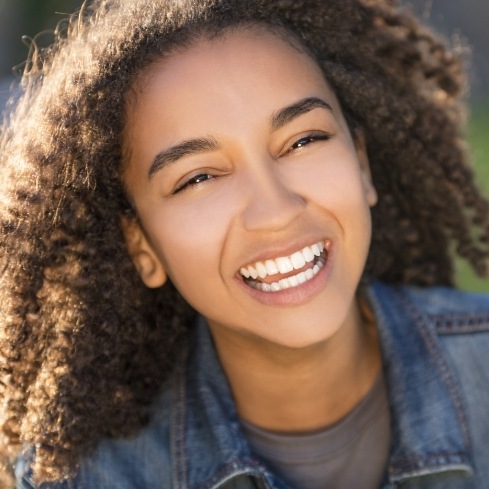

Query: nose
240 162 306 232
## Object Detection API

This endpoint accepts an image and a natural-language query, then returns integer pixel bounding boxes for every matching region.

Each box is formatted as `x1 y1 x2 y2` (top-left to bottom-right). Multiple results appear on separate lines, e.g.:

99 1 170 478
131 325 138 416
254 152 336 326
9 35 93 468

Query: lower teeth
247 254 326 293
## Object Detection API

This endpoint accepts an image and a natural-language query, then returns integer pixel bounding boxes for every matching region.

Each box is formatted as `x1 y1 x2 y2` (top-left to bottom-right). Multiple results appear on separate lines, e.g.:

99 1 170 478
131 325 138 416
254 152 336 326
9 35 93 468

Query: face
122 28 377 349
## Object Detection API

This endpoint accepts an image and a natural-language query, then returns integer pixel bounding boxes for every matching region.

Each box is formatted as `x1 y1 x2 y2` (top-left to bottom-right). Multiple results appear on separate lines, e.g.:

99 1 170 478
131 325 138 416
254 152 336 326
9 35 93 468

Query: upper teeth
240 241 324 280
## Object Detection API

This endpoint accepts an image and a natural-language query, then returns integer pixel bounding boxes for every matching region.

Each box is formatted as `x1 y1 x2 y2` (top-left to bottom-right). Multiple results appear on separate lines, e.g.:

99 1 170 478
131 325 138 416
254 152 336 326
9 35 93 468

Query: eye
285 132 331 155
173 173 214 194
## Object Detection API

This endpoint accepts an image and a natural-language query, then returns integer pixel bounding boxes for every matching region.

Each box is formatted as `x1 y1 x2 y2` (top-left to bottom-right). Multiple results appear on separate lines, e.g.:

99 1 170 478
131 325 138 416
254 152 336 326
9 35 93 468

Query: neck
209 298 381 432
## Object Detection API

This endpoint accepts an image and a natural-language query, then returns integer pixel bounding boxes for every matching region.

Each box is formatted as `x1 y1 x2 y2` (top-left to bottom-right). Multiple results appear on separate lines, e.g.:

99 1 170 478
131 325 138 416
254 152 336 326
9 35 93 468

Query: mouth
239 240 329 293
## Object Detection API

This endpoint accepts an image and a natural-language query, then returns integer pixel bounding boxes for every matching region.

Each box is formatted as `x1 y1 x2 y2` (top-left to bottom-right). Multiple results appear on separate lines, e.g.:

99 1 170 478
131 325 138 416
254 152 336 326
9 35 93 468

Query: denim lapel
366 281 473 484
170 318 277 489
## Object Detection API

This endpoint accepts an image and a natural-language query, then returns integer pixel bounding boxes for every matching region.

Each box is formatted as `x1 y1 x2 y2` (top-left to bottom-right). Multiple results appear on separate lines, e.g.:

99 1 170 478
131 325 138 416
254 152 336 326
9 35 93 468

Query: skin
123 27 381 431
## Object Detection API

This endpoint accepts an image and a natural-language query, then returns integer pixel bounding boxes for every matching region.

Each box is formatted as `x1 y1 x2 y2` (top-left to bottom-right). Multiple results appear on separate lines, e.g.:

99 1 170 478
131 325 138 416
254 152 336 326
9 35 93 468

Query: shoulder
367 280 489 388
368 281 489 486
15 385 174 489
79 386 174 489
402 284 489 325
368 280 489 332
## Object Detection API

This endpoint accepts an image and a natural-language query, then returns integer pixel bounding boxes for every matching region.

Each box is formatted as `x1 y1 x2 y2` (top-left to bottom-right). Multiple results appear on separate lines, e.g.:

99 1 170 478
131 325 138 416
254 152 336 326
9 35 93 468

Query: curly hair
0 0 488 484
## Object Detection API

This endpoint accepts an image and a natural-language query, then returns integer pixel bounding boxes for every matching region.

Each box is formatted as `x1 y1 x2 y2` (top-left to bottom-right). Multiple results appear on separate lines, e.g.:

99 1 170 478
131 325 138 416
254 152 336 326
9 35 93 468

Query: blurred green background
457 107 489 292
0 0 487 292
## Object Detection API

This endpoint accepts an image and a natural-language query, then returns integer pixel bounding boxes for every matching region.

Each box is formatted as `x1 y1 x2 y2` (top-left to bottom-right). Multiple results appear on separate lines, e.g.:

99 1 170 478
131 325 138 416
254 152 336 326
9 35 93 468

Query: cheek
285 152 373 271
286 153 372 219
147 195 236 293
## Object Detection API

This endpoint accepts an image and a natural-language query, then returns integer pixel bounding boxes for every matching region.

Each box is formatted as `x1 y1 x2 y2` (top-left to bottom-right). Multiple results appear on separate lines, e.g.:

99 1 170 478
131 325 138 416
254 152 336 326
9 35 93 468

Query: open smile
239 240 329 292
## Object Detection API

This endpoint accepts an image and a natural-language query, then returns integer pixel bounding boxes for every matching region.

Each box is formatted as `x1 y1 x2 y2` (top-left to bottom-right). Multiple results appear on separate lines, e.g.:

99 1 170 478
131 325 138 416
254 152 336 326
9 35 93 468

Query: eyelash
172 132 331 194
284 132 331 155
173 173 214 194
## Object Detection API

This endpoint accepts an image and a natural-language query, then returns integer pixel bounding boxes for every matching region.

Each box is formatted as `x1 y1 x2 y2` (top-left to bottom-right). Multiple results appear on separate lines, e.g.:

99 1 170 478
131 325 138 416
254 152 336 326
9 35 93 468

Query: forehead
138 25 324 89
128 26 338 114
124 27 344 163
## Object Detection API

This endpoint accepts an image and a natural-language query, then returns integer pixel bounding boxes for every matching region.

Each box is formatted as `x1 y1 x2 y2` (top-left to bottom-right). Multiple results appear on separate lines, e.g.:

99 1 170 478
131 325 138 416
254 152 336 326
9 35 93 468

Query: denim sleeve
13 387 173 489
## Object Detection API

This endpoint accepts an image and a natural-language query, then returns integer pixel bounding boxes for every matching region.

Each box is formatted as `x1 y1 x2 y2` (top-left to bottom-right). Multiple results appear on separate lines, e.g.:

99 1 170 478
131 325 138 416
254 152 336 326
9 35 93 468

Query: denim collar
365 282 473 484
170 281 473 489
170 316 276 489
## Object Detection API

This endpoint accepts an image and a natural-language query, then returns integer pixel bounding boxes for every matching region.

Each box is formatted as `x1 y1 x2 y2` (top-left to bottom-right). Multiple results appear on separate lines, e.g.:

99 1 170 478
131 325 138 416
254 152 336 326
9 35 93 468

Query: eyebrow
148 137 219 179
147 97 333 179
271 97 333 131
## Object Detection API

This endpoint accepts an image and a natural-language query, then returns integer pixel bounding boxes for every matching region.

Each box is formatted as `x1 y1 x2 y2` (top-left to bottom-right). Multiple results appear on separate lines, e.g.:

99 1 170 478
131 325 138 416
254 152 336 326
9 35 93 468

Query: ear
353 129 378 207
120 216 167 288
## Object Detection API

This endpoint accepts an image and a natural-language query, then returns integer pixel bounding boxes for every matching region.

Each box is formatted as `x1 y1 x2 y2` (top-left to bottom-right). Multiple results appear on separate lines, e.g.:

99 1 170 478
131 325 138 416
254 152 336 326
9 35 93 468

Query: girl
2 0 489 488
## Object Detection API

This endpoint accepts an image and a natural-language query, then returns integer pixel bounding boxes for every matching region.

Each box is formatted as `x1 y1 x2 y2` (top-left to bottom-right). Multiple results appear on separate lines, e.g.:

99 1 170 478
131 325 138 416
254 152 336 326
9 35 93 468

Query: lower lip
236 243 334 307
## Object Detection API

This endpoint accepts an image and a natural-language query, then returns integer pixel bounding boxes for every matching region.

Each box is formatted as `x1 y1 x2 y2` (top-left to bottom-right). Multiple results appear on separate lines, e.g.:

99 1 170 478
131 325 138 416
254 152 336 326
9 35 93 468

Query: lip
235 240 334 307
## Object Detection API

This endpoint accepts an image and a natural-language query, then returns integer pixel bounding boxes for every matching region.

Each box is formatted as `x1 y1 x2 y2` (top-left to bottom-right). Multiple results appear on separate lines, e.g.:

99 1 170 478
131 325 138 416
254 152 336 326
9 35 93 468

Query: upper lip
238 237 328 272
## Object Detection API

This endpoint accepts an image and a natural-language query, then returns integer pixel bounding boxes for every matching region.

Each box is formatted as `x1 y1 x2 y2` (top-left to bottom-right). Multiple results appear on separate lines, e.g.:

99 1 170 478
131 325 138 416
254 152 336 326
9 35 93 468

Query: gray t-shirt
241 374 391 489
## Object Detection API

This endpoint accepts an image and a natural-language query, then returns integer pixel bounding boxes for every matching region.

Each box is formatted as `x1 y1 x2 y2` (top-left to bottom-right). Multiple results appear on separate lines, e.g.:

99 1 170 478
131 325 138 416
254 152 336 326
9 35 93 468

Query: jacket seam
431 314 489 334
398 291 473 453
387 451 471 477
171 348 190 489
200 459 267 489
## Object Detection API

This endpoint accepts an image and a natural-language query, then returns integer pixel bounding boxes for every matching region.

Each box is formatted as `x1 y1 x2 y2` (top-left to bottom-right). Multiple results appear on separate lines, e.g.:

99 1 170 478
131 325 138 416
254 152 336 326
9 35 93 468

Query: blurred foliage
0 0 82 78
455 105 489 292
469 107 489 194
21 0 81 36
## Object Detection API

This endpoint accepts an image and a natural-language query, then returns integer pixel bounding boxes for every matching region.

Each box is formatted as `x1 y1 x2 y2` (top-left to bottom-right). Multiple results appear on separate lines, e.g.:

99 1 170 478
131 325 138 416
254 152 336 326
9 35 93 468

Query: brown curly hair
1 0 488 484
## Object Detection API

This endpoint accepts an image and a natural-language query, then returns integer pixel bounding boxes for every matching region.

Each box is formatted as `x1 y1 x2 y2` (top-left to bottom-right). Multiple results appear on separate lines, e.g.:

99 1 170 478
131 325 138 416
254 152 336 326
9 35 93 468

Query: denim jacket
16 281 489 489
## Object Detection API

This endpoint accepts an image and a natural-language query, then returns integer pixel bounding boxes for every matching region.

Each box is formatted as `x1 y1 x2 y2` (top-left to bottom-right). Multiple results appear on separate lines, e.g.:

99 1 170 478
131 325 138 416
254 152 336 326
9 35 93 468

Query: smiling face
122 27 377 349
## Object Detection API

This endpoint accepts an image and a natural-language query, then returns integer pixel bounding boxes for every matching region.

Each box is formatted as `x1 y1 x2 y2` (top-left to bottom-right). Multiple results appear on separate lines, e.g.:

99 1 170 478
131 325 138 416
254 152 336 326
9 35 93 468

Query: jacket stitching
432 314 489 334
398 291 473 452
171 349 190 489
386 452 470 476
200 459 267 489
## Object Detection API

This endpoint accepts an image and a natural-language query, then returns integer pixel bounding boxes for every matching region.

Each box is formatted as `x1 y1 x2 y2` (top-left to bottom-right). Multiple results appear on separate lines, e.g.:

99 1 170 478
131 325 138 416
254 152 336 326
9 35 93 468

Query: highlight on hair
0 0 488 484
